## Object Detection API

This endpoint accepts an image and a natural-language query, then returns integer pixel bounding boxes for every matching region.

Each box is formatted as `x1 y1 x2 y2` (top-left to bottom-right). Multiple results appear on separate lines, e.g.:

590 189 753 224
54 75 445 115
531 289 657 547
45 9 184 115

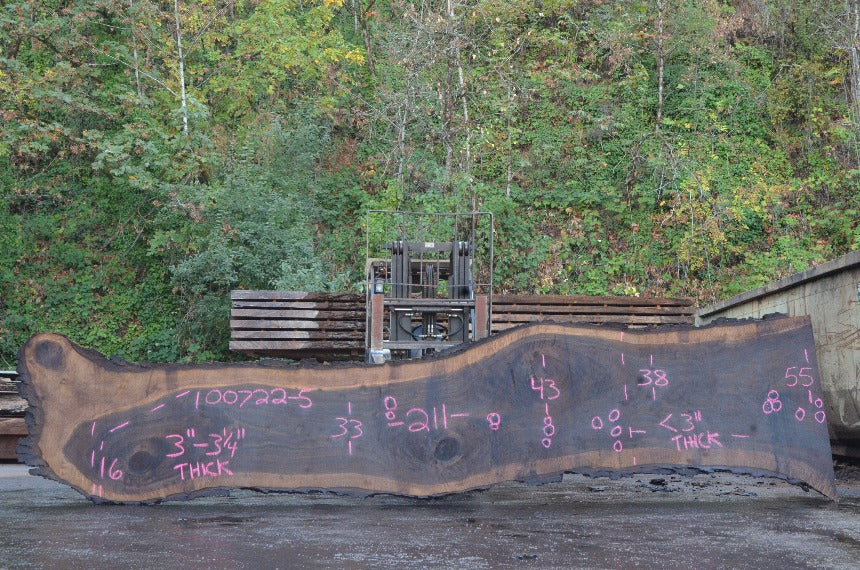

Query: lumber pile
229 291 366 359
230 291 696 359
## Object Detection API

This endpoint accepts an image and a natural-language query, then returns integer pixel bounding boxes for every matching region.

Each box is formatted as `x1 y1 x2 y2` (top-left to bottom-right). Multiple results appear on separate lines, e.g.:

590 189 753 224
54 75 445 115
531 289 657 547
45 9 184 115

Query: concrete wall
697 251 860 454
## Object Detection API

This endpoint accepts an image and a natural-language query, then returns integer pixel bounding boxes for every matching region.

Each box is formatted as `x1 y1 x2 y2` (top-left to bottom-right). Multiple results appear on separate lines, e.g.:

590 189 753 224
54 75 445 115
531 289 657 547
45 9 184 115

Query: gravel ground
0 460 858 569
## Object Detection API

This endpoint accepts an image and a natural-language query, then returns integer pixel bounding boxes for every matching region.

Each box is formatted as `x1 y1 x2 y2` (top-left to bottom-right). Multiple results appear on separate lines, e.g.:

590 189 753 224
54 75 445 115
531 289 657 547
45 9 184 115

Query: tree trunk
130 0 142 97
448 0 472 206
355 0 376 77
849 0 860 165
655 0 665 133
173 0 189 136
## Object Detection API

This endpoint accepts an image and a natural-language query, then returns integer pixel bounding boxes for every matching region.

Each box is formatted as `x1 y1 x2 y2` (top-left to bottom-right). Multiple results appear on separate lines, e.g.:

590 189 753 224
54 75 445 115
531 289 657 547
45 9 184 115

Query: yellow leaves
344 49 365 65
727 161 787 227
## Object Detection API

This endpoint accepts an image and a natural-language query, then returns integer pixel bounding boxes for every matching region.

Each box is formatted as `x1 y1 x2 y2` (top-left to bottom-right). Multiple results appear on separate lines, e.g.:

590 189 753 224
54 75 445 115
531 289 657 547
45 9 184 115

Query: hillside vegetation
1 0 859 364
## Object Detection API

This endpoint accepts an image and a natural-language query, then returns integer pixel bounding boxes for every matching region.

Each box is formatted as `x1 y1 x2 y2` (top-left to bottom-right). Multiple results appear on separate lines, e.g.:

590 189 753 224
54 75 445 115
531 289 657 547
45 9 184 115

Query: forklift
365 211 494 363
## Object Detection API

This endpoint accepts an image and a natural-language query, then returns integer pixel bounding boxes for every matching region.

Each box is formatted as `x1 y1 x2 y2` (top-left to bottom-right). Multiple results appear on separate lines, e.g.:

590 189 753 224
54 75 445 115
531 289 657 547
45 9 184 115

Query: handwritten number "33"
331 418 363 439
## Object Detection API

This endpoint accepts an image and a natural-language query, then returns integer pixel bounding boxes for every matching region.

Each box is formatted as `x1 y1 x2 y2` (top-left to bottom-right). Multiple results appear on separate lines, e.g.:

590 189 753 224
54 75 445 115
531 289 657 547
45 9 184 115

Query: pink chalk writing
384 396 399 422
591 409 625 452
660 410 717 450
173 459 233 481
765 355 827 424
407 408 429 432
762 390 783 414
530 376 560 401
149 403 166 413
165 427 246 459
671 432 722 452
166 434 185 458
530 356 561 449
199 387 313 409
542 413 555 448
331 402 363 456
486 412 502 431
94 454 124 481
635 364 669 400
109 421 130 433
785 366 814 388
383 396 472 433
807 390 827 423
659 411 702 433
108 459 123 480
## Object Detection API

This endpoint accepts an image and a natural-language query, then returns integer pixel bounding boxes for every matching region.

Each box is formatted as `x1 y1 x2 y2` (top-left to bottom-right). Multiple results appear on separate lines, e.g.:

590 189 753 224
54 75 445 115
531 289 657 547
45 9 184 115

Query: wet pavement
1 464 859 569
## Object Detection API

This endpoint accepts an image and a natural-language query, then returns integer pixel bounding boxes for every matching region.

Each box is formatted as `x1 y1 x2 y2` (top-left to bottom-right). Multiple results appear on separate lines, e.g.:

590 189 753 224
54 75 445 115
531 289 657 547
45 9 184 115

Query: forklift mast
365 211 493 363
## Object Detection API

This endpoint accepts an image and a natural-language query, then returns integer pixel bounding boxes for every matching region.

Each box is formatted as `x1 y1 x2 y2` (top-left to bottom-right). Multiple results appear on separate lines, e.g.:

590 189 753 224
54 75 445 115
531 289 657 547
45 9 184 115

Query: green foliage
165 114 339 359
2 0 859 364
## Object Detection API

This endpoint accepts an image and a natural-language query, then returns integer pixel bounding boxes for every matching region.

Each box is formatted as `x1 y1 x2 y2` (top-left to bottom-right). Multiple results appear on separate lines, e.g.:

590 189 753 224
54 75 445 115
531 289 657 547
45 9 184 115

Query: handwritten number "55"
785 367 814 387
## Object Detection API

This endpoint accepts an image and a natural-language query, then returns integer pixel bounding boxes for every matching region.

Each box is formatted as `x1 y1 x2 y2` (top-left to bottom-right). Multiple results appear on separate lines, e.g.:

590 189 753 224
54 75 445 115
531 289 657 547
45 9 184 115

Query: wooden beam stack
491 294 696 331
230 291 696 359
229 291 366 359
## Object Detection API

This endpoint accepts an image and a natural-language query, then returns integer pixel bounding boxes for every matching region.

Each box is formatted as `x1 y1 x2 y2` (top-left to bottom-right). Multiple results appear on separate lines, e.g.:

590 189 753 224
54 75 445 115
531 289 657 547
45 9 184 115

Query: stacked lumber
229 291 365 359
491 294 695 332
0 372 26 460
230 291 696 359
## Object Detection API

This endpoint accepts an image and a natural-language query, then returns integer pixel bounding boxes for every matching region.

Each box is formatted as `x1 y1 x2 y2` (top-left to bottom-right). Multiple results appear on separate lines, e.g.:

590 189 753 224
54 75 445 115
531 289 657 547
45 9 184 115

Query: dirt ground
0 460 858 569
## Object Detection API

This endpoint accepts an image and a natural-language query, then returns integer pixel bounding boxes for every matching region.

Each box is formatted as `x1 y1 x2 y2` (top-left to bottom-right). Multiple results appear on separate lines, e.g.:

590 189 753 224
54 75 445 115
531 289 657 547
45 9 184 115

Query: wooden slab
0 418 27 460
17 317 836 503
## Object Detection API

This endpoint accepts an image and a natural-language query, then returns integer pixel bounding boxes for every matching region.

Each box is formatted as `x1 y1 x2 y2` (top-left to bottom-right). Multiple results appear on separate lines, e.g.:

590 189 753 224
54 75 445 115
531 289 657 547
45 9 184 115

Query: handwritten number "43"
531 376 560 400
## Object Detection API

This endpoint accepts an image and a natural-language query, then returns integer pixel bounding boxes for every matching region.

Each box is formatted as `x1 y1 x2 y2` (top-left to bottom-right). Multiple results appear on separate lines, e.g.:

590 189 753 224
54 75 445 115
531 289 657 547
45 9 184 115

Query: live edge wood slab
17 317 836 503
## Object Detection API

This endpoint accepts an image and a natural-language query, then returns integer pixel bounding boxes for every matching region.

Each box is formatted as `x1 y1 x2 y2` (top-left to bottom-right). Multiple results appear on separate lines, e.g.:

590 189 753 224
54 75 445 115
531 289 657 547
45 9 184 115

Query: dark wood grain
18 317 836 503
